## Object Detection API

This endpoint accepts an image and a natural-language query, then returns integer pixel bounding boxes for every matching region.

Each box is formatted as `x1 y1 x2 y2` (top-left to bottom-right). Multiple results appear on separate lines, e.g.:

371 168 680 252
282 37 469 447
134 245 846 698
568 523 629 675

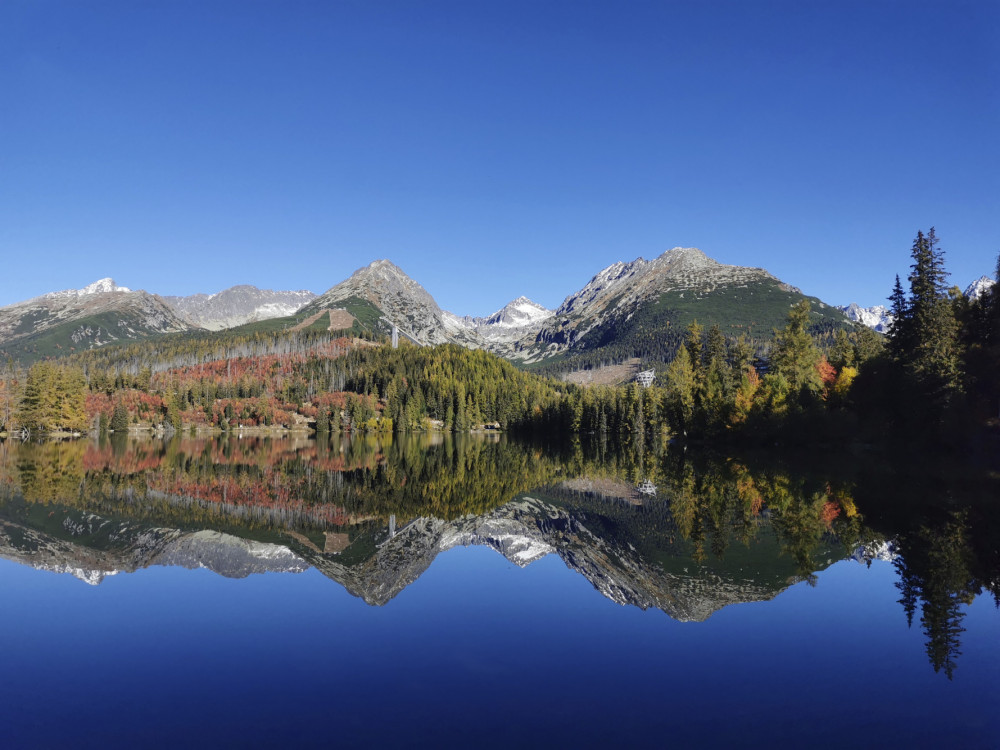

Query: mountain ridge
6 255 995 368
0 278 194 360
160 284 316 331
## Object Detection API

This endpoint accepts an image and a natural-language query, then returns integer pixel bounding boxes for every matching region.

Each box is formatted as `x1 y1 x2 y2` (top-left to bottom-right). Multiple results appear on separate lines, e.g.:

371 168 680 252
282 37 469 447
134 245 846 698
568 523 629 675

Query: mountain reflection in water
0 433 996 678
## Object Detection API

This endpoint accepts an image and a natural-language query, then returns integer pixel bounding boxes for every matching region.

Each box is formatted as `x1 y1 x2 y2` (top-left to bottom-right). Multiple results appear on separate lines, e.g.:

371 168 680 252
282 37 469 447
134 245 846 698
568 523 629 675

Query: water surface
0 435 996 747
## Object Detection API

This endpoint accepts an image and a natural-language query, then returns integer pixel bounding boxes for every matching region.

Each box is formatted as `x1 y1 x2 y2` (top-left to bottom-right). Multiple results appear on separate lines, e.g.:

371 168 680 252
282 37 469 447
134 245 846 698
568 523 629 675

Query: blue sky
2 0 997 315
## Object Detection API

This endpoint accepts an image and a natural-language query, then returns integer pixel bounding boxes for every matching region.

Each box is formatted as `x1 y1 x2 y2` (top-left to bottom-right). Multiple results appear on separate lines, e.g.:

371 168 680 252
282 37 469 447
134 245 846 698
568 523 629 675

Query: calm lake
0 434 997 748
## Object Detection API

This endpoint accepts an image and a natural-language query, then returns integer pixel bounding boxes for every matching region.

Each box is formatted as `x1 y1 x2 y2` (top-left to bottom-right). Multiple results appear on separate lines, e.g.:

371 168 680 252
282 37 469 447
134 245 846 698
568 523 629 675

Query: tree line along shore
1 231 997 451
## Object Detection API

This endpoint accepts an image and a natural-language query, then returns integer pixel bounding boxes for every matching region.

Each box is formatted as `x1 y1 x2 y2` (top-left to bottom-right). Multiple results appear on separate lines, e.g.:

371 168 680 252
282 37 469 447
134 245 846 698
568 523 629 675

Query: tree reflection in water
0 434 995 676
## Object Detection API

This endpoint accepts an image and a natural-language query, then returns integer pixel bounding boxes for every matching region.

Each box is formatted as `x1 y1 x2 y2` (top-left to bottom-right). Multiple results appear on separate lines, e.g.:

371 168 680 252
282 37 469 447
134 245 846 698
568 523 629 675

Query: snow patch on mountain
44 278 132 300
838 303 893 333
0 278 192 349
443 296 554 344
32 563 120 585
851 539 898 565
964 276 996 300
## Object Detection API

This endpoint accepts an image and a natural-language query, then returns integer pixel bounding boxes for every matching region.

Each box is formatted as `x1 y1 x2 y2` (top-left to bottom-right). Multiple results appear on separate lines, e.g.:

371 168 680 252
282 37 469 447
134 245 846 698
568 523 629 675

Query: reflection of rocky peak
0 513 307 584
299 496 799 621
439 499 556 565
0 514 181 583
0 490 830 622
851 539 898 565
153 530 308 577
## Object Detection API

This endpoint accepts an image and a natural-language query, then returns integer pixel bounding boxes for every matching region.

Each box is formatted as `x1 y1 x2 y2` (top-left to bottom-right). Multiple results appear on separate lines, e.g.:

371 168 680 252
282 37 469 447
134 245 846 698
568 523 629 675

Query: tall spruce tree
903 228 961 400
887 274 911 361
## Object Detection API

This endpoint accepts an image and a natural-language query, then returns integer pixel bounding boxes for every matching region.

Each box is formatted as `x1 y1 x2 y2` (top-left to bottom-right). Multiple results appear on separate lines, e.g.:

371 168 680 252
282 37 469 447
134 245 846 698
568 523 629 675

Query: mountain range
284 248 852 369
2 251 994 369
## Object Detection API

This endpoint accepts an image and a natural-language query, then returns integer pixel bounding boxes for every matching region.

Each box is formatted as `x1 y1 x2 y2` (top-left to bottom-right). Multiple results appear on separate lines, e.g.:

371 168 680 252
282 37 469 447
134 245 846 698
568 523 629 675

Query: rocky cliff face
302 260 460 346
160 285 316 330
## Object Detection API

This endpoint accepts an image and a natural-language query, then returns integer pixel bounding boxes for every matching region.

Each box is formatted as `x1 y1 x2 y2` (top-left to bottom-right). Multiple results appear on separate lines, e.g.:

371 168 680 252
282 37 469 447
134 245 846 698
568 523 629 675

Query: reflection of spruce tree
894 559 919 627
892 512 975 679
14 440 86 503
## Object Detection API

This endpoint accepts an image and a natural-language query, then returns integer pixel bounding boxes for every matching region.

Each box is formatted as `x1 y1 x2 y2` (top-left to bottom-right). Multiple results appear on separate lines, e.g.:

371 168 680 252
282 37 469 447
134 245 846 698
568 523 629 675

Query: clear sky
2 0 997 315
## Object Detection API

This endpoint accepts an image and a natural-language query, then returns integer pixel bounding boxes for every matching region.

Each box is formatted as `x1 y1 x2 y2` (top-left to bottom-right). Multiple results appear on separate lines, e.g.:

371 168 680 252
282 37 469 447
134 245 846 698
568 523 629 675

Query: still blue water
0 435 997 747
1 551 997 747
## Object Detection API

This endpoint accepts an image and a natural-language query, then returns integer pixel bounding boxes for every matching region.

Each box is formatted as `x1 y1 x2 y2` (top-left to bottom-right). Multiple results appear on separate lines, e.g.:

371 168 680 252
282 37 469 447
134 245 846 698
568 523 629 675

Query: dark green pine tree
905 228 961 401
887 273 911 362
110 401 130 433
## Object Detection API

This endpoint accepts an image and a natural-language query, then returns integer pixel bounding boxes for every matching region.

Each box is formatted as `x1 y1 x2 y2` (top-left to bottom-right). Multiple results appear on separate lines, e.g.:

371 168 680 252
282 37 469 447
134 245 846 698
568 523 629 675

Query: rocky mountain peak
838 303 893 333
653 246 717 272
964 275 996 300
41 278 133 301
352 259 410 281
442 295 554 345
484 297 553 327
306 261 449 345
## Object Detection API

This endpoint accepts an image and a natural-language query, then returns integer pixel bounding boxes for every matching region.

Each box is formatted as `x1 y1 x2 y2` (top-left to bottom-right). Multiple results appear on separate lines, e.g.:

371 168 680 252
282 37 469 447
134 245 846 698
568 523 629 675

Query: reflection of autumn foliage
157 477 353 525
658 456 867 579
3 434 563 533
820 500 841 526
83 443 165 473
10 440 86 504
734 474 764 517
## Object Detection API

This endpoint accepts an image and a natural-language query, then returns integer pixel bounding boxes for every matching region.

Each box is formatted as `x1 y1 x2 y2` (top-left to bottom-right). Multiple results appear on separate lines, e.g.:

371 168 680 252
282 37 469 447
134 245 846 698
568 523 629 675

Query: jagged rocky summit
964 276 996 301
443 296 554 347
301 259 555 352
838 303 894 333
